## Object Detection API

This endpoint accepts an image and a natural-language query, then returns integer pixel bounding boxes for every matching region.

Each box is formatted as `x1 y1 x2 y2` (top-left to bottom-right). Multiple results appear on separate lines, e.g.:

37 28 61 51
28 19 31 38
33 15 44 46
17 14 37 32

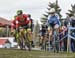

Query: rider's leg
24 29 32 51
19 28 26 50
27 29 34 49
28 30 33 47
44 33 47 51
49 29 53 47
40 36 44 50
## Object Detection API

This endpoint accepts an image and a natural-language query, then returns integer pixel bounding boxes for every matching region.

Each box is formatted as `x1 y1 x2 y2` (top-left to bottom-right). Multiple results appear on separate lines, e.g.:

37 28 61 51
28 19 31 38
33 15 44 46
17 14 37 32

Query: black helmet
17 10 23 15
28 14 31 17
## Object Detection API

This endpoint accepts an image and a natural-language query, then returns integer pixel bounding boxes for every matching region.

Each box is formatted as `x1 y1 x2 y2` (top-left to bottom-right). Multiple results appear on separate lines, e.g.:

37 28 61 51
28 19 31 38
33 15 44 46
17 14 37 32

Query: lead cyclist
47 8 61 53
11 10 33 50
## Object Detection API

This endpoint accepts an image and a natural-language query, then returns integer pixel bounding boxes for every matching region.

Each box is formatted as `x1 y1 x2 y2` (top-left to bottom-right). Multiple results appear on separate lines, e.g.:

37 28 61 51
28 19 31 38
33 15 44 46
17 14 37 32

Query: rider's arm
47 15 50 25
56 15 61 26
11 20 15 30
47 15 53 27
23 14 30 25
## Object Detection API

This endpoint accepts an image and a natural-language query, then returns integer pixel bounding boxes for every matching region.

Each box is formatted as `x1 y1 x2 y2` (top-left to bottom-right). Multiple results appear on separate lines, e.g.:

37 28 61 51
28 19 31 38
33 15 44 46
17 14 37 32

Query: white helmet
49 8 55 13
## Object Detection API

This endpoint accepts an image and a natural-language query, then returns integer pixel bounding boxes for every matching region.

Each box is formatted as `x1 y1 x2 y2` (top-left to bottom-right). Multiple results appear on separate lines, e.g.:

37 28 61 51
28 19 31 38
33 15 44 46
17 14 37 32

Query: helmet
17 10 23 15
28 14 31 18
49 8 55 13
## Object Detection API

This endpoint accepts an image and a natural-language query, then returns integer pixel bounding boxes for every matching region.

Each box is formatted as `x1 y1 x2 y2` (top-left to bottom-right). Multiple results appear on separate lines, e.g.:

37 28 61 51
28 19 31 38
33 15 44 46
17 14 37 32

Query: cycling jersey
16 14 30 27
28 18 34 32
11 14 31 29
48 14 61 28
41 24 48 32
40 24 48 36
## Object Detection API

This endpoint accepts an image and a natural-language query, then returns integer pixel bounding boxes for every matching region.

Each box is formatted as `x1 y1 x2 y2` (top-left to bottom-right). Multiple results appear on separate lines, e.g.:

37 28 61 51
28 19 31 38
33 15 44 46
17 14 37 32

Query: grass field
0 48 75 58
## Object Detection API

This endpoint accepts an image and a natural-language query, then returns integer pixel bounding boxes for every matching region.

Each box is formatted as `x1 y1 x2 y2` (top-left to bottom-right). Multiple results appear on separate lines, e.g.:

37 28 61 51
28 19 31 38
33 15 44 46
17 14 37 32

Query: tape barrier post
67 23 71 53
67 28 70 53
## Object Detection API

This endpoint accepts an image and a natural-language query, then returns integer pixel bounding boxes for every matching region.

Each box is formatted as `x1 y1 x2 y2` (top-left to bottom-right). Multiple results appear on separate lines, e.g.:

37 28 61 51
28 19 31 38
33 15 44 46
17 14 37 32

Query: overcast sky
0 0 75 23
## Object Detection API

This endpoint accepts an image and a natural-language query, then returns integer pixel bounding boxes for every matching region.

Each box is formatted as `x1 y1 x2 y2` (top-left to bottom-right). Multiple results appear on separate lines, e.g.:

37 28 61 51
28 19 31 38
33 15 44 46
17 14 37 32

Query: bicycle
40 32 48 51
52 28 59 53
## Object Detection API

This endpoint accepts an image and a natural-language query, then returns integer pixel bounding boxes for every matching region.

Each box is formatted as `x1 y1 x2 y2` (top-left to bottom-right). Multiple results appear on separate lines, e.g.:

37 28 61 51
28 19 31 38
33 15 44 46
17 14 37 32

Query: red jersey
11 14 31 29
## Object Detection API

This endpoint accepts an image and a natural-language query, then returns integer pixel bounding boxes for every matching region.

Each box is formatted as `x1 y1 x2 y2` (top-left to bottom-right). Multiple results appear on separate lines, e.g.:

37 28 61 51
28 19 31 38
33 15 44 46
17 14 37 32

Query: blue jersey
48 15 61 27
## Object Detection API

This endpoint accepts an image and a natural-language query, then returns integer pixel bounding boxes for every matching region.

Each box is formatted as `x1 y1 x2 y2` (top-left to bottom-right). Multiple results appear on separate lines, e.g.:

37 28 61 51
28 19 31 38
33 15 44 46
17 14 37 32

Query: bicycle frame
52 28 59 53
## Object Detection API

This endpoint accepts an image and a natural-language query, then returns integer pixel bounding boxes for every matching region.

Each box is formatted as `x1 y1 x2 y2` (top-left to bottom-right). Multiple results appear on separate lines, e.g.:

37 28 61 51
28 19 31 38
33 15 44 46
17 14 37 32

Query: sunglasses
50 12 55 14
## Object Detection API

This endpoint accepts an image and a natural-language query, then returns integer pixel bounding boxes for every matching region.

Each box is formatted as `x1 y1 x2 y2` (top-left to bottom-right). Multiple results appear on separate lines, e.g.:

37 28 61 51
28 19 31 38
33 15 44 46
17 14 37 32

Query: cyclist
11 10 30 30
11 10 31 50
27 14 34 48
28 14 34 32
40 23 48 50
47 8 61 52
